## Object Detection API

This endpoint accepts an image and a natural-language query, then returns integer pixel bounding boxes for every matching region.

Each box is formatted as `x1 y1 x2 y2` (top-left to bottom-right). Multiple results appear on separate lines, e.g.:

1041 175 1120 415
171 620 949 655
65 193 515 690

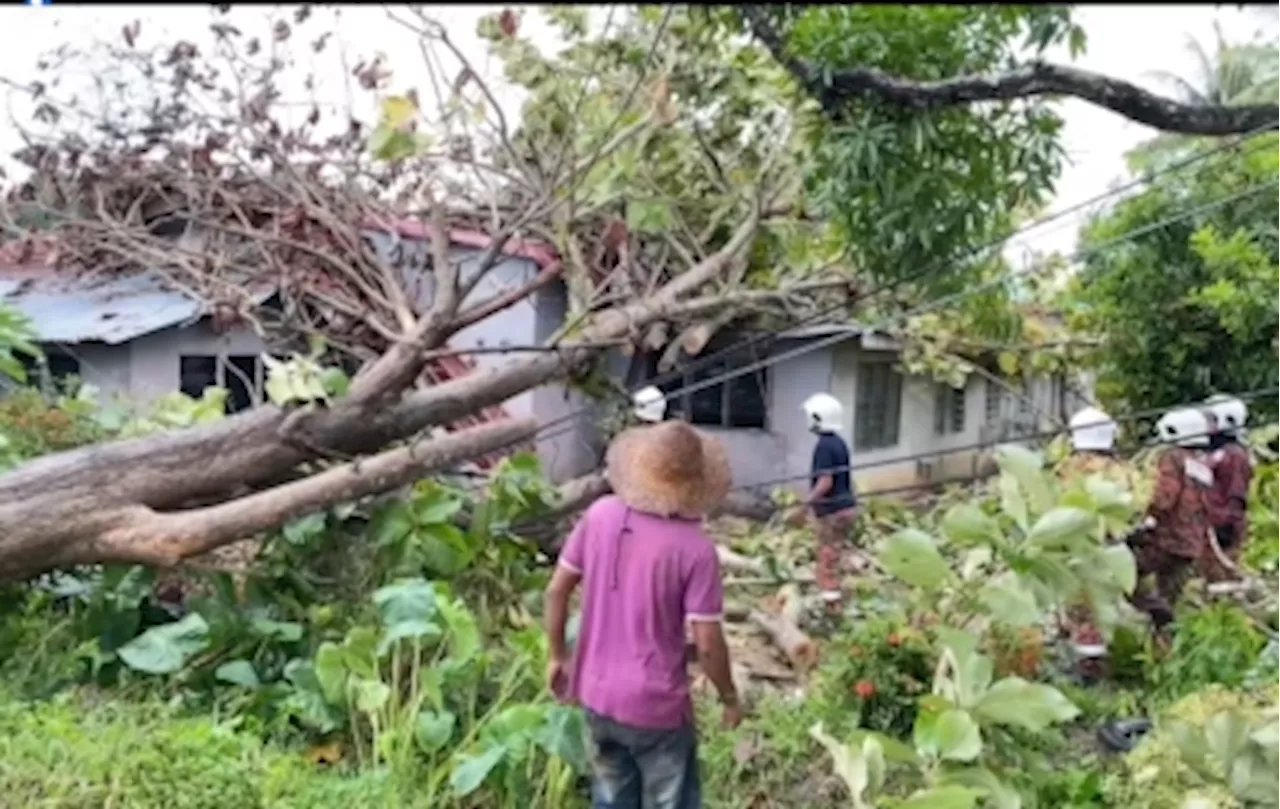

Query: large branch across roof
740 6 1279 137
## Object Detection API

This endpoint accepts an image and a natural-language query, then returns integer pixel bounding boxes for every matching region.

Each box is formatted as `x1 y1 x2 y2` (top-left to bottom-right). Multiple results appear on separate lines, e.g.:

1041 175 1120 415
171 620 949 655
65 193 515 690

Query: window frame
179 353 265 413
655 337 769 430
854 359 902 451
934 382 967 436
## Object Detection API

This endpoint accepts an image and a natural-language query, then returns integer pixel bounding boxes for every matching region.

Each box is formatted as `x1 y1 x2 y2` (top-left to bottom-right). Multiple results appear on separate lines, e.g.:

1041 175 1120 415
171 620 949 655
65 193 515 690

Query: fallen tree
0 6 1269 581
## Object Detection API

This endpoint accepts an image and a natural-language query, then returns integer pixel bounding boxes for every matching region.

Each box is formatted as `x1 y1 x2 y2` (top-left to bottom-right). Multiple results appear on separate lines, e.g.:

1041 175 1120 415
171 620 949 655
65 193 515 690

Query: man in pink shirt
544 420 742 809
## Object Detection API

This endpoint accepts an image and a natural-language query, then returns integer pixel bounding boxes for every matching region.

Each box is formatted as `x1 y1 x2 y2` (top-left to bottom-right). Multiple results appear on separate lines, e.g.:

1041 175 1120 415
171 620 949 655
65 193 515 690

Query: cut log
749 608 819 673
717 546 769 576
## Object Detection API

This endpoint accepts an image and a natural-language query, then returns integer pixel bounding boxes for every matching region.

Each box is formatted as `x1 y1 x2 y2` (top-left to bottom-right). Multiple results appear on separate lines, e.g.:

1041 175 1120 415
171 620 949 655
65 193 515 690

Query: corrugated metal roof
0 272 204 345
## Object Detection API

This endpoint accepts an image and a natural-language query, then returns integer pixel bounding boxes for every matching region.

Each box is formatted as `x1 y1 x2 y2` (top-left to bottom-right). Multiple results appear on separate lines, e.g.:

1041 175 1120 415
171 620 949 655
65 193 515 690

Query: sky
0 3 1275 267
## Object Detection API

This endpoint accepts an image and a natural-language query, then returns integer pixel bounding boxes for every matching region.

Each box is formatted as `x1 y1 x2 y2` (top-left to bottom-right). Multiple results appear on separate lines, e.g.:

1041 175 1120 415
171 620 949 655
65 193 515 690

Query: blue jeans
584 711 701 809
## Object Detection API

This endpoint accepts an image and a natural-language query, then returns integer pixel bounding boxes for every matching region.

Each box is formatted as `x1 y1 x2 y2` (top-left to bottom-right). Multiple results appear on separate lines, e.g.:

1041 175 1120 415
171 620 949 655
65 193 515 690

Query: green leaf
250 617 304 643
878 529 952 591
535 704 588 772
415 710 457 754
898 785 986 809
1095 544 1138 594
353 678 391 714
996 352 1019 376
438 598 482 663
998 472 1029 531
979 574 1042 627
282 512 327 545
810 723 873 807
373 579 438 625
1204 711 1252 765
994 444 1053 516
940 768 1023 809
450 745 507 797
214 659 261 688
941 503 1002 546
313 642 348 704
417 523 477 576
413 488 466 524
975 678 1080 732
625 199 675 234
117 613 210 675
916 709 983 762
377 619 443 656
369 500 415 547
1025 507 1097 550
341 626 380 679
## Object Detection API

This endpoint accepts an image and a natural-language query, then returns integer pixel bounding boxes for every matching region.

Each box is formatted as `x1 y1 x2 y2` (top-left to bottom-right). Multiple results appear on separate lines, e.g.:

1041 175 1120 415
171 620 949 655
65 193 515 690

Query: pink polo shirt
558 495 724 730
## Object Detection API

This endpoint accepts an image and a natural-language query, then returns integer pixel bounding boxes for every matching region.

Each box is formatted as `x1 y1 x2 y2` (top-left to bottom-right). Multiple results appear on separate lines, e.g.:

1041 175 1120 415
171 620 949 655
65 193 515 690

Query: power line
523 175 1278 453
436 127 1277 470
732 386 1279 494
830 419 1279 507
599 124 1280 407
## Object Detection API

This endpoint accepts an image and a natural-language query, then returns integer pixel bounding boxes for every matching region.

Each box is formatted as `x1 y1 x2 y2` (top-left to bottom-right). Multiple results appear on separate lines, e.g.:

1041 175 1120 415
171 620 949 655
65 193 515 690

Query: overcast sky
2 4 1275 266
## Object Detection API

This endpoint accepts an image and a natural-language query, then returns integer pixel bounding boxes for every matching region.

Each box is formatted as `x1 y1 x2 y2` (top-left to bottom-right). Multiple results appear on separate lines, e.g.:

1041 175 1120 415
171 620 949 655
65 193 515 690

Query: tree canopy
1064 130 1279 418
0 4 1273 577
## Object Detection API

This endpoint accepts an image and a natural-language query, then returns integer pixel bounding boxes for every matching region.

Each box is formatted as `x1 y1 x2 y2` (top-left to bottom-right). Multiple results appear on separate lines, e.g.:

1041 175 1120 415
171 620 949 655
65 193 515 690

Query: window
934 383 966 435
656 339 768 430
180 354 263 413
984 378 1004 424
854 361 902 450
20 348 81 394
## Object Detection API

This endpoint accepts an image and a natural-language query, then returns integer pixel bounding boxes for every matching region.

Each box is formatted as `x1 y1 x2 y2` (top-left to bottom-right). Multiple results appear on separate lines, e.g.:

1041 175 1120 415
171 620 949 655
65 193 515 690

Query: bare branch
740 6 1279 136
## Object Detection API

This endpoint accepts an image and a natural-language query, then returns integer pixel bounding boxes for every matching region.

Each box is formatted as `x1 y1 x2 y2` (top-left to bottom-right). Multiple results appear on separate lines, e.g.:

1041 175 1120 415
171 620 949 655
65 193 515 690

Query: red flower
853 680 876 699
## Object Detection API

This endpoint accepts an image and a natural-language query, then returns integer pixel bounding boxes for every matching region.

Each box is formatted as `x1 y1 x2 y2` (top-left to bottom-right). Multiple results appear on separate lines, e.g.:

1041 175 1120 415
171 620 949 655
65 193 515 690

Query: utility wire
732 386 1279 495
592 123 1279 408
443 126 1278 469
522 175 1279 454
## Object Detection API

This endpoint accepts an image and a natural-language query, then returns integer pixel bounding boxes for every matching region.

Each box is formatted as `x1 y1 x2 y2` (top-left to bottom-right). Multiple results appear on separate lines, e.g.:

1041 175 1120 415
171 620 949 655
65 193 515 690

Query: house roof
0 225 559 345
0 271 222 345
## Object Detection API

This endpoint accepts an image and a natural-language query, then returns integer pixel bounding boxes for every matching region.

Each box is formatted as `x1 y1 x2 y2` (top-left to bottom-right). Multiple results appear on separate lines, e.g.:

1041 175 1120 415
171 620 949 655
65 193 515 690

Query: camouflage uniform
1129 446 1214 626
1056 451 1133 677
1198 440 1252 582
812 508 858 596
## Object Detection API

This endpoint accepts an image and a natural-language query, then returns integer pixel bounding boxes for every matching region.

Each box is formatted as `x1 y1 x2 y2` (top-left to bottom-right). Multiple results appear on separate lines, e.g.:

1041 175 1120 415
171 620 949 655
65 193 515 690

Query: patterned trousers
1129 543 1195 628
813 508 858 599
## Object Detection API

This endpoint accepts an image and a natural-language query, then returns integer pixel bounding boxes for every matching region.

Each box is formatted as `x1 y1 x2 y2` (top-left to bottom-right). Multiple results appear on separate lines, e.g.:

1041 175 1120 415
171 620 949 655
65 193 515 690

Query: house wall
708 336 1081 502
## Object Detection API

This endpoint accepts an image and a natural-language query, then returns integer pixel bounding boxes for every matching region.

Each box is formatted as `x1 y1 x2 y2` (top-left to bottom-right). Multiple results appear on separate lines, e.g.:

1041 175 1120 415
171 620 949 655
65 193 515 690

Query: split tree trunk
0 213 766 581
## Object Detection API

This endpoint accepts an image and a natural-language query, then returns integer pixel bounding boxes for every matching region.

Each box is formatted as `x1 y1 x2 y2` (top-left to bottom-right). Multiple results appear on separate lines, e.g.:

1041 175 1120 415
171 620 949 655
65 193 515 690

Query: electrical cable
521 175 1279 454
589 123 1280 407
733 386 1277 495
437 126 1278 470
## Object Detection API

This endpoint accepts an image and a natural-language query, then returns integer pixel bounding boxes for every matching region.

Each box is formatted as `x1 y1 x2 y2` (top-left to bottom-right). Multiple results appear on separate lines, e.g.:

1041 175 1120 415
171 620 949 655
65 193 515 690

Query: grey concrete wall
128 320 269 404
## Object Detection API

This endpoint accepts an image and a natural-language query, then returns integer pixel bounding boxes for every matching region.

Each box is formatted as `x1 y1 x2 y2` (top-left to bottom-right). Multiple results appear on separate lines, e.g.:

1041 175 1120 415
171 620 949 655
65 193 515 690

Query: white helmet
632 385 667 423
1204 394 1247 435
802 392 843 434
1155 407 1211 448
1068 406 1118 452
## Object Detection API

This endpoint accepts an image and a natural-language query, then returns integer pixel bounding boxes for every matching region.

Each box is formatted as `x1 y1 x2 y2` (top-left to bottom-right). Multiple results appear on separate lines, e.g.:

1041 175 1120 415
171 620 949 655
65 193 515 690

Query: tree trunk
0 213 767 581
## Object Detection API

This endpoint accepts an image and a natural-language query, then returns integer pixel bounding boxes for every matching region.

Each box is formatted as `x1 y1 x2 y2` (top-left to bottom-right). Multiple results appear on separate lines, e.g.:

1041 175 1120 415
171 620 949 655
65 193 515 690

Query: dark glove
1213 524 1238 549
1123 525 1152 549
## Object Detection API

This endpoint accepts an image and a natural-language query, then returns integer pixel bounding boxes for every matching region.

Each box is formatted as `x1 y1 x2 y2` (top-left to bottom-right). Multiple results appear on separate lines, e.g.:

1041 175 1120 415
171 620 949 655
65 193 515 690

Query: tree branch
740 6 1280 136
37 419 538 575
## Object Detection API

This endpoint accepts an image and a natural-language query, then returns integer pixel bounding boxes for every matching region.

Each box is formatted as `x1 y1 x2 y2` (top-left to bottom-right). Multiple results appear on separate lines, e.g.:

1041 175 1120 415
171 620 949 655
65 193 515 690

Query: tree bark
0 210 768 580
741 6 1279 137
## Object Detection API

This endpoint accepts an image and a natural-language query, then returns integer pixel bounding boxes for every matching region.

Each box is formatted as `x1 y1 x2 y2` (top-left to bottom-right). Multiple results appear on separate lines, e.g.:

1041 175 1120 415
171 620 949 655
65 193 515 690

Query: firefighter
791 393 858 609
1057 406 1132 679
1059 406 1128 481
1199 395 1252 582
1129 407 1215 638
631 385 668 425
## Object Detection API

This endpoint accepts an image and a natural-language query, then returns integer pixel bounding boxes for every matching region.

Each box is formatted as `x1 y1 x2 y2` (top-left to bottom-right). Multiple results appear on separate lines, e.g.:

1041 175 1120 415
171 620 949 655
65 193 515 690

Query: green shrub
0 690 412 808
